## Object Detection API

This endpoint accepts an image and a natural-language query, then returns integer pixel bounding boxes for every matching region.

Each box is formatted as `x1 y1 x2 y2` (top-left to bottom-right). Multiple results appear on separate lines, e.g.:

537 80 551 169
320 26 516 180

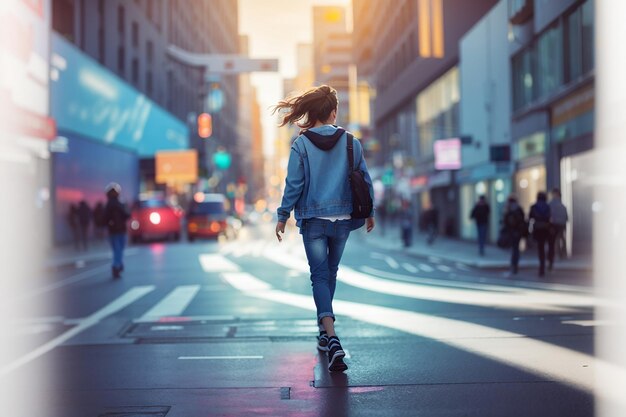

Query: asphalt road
4 221 605 416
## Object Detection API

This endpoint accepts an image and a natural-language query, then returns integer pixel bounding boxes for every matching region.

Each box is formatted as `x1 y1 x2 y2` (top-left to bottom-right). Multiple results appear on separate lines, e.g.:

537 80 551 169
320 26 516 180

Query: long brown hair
272 85 338 130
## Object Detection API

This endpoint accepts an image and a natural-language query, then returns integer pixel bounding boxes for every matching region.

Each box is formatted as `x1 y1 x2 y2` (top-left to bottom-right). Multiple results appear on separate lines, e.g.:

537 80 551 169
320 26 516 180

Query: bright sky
239 0 351 156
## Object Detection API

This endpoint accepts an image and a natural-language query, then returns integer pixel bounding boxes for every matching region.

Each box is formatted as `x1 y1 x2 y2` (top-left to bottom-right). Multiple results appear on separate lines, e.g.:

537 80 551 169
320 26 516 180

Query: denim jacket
277 125 375 230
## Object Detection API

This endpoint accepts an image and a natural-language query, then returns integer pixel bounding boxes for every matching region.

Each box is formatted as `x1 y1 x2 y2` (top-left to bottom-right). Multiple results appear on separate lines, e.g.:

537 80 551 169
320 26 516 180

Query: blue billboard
50 33 188 157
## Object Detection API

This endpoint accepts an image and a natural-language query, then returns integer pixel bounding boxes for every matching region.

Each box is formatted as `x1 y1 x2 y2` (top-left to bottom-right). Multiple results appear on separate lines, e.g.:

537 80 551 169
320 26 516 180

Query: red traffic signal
198 113 212 138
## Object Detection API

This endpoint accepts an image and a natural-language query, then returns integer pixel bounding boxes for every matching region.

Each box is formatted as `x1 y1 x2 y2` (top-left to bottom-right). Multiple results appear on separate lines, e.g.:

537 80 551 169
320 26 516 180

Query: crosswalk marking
437 265 452 272
1 286 155 376
218 270 626 405
199 254 241 272
401 263 418 273
222 272 272 291
419 263 434 272
139 285 201 321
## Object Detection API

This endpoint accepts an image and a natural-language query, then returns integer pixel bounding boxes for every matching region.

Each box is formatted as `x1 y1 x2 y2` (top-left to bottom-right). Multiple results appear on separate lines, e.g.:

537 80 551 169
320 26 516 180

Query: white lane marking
199 254 241 272
361 266 517 292
418 263 434 272
428 256 442 263
18 264 110 300
371 252 399 269
139 285 201 321
562 320 615 327
179 356 263 360
263 248 613 312
0 286 155 376
401 263 418 273
221 272 625 405
252 242 265 257
455 262 471 271
151 325 184 331
437 265 452 272
134 314 236 324
222 272 272 291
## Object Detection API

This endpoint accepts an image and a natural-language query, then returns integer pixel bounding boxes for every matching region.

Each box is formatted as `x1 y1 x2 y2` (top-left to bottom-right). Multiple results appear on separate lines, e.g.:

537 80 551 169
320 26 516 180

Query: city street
5 222 605 416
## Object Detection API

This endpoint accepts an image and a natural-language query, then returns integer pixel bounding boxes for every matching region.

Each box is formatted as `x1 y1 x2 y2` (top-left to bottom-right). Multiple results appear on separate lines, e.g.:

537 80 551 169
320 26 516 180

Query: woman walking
502 194 526 276
273 85 375 372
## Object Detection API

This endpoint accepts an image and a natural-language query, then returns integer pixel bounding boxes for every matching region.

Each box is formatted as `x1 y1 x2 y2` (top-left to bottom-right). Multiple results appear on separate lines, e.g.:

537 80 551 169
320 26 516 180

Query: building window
416 67 460 157
146 70 153 95
132 58 139 84
566 0 594 82
147 40 154 63
512 48 535 111
536 25 563 99
98 0 105 63
566 7 583 81
118 5 125 35
581 0 594 74
117 46 125 75
52 0 75 42
132 22 139 47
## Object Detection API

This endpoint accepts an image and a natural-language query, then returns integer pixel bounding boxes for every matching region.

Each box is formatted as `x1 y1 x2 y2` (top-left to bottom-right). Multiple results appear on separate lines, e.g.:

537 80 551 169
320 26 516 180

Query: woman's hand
366 217 375 233
275 221 286 242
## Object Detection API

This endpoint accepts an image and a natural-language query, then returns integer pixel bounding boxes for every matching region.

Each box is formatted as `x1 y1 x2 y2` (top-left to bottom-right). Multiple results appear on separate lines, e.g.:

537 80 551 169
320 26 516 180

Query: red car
129 199 183 243
187 193 227 241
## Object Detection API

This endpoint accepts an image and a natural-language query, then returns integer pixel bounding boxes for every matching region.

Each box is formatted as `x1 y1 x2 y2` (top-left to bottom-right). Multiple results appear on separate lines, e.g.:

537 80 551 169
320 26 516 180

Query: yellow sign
155 150 198 184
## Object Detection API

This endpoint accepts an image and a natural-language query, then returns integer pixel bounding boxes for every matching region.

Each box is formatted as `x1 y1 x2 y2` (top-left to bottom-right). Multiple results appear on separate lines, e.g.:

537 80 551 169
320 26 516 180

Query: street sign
156 150 198 184
168 46 278 74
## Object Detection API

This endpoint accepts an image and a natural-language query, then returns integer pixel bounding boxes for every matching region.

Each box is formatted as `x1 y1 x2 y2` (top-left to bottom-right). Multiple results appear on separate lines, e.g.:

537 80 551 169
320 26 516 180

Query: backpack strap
346 133 354 173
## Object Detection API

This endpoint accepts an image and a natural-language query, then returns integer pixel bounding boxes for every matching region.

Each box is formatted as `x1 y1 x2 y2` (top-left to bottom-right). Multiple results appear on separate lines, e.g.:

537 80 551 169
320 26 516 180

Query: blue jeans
476 223 488 255
109 233 126 269
301 218 351 323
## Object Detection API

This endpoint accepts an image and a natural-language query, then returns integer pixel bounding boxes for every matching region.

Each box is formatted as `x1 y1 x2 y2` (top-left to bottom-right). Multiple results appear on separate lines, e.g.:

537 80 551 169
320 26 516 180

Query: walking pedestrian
422 203 438 245
77 200 92 251
400 200 413 247
67 203 80 250
93 201 106 240
102 183 130 279
548 188 568 269
529 191 551 277
470 195 490 256
501 195 526 275
273 85 375 372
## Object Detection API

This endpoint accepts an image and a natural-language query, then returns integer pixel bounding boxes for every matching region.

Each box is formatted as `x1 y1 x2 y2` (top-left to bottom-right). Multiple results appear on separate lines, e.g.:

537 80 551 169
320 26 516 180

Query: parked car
187 194 229 241
129 199 183 243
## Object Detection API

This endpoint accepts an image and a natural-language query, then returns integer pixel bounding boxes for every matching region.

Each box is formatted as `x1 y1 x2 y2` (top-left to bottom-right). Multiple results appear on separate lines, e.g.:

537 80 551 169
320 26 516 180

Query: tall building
312 6 351 128
51 0 240 187
238 36 265 204
508 0 594 255
352 0 498 236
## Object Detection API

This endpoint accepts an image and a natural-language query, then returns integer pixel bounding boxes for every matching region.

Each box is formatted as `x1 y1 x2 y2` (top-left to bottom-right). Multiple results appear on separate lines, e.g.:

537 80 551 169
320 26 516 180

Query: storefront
458 164 513 243
50 33 188 244
551 83 594 256
513 131 547 212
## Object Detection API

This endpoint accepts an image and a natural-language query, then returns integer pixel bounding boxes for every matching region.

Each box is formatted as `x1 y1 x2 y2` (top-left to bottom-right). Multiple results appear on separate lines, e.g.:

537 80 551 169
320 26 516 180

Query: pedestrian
400 200 413 247
67 203 80 250
422 203 438 245
93 201 106 240
548 188 568 269
273 85 375 372
102 183 130 279
501 194 526 275
470 195 490 256
77 200 92 251
529 191 551 277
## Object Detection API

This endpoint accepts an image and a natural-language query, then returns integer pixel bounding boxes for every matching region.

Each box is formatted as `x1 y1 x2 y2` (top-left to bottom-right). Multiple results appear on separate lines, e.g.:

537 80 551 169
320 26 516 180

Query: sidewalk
362 222 592 272
45 239 113 269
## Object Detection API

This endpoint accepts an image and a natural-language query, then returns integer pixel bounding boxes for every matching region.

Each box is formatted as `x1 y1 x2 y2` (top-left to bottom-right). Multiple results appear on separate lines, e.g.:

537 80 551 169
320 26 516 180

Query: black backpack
347 133 373 219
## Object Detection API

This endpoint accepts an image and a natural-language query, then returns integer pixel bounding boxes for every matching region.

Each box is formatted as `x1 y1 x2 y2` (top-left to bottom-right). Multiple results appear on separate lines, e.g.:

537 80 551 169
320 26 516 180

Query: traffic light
198 113 212 138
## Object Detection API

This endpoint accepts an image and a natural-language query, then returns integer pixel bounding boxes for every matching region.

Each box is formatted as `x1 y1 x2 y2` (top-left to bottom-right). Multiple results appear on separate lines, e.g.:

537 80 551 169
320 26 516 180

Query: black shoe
317 331 330 352
112 266 121 279
327 336 347 372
